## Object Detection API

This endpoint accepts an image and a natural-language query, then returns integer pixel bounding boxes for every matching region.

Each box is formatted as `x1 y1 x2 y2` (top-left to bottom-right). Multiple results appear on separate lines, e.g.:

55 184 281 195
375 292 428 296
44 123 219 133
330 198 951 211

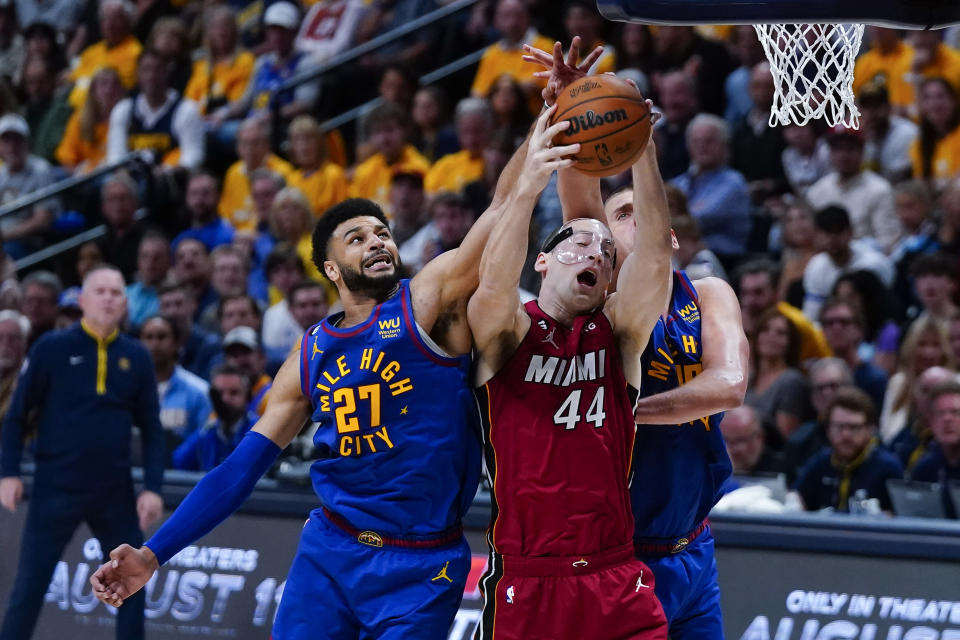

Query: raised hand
517 105 580 196
90 544 159 607
522 36 605 107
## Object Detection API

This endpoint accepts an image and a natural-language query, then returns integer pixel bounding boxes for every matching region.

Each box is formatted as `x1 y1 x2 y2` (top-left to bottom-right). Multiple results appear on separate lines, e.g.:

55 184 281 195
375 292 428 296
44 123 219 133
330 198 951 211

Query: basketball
551 74 651 177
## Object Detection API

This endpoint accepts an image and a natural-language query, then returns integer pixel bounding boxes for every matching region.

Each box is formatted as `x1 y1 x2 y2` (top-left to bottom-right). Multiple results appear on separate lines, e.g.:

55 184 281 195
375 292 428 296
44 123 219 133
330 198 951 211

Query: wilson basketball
552 75 651 177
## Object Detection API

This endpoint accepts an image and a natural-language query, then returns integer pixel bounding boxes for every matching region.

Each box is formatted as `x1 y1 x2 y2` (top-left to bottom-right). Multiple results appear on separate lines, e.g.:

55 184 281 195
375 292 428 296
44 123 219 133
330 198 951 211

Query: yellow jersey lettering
647 359 671 382
378 317 400 330
128 133 173 152
681 335 697 354
389 378 414 396
656 347 674 364
375 427 394 448
336 426 394 457
381 361 400 382
315 382 330 392
360 348 373 369
698 416 711 431
371 351 385 372
319 395 331 412
682 363 703 383
334 387 360 432
336 354 351 377
323 370 341 385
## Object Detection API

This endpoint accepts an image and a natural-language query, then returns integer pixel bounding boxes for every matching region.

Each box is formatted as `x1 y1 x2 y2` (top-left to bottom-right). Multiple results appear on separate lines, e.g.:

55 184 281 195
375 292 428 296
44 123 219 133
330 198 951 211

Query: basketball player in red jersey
467 84 671 638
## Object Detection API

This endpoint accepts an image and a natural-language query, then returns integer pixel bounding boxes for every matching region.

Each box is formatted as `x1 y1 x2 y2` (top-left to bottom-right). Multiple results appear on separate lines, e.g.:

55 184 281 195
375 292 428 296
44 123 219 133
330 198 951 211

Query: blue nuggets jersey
631 271 732 539
299 280 481 536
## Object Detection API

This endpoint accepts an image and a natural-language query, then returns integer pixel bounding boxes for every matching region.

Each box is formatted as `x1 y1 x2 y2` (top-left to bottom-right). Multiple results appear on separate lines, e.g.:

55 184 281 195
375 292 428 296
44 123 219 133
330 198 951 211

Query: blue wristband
145 431 281 566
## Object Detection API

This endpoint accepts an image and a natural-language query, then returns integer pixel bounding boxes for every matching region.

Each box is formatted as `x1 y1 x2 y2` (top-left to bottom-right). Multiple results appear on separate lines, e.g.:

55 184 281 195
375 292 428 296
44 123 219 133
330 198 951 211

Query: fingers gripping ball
551 75 651 177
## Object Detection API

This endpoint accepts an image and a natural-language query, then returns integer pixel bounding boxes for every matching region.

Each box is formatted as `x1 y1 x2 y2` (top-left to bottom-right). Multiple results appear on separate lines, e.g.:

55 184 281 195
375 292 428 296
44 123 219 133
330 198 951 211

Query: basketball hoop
754 23 864 128
597 0 960 130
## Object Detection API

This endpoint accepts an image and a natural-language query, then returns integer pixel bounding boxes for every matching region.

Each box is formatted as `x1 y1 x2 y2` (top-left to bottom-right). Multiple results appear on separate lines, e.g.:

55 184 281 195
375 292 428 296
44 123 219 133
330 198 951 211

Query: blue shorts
272 511 471 640
636 530 723 640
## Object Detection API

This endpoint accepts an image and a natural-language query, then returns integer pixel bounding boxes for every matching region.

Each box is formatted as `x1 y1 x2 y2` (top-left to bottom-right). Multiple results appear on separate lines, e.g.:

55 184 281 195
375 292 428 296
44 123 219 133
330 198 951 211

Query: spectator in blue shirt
671 113 752 261
820 298 890 412
172 363 255 471
126 231 170 331
222 325 272 418
197 245 250 334
794 387 903 512
172 171 235 253
140 315 213 459
911 381 960 518
158 282 220 380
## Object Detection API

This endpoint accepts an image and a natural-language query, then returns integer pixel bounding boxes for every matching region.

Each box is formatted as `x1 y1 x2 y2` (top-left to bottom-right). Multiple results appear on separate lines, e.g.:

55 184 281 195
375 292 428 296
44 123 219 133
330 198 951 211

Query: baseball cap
391 169 424 188
223 326 260 351
263 1 299 30
826 124 864 146
58 286 81 310
0 114 29 138
858 80 889 107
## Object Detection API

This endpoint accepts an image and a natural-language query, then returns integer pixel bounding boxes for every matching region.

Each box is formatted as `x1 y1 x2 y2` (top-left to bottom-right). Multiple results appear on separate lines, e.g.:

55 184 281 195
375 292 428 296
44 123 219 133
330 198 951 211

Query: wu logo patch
431 562 453 583
377 317 402 340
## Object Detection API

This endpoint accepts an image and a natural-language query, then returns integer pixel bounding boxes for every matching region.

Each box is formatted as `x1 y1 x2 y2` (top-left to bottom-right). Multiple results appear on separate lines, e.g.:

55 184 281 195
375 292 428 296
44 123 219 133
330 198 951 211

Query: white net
753 23 865 128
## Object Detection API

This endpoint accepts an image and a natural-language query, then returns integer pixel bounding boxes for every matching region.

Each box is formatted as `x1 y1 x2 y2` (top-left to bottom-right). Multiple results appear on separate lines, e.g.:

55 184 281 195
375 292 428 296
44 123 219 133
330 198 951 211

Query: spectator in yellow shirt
56 67 124 173
470 0 554 113
854 27 915 109
902 31 960 115
266 187 338 303
218 116 294 232
425 97 491 195
184 6 255 116
349 102 429 216
910 77 960 189
286 116 349 217
563 0 616 75
68 0 141 109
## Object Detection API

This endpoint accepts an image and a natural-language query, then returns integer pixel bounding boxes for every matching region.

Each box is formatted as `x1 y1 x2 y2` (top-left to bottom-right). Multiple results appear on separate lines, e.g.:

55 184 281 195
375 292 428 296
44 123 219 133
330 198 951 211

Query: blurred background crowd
0 0 957 518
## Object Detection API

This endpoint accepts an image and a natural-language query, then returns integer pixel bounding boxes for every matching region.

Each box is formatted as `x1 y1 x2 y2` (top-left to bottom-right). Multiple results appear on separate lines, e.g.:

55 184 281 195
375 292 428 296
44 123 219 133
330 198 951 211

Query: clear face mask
551 231 616 271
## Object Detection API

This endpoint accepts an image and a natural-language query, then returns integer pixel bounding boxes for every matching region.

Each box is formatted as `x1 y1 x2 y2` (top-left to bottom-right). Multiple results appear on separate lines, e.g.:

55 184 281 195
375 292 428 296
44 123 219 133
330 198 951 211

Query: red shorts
475 543 668 640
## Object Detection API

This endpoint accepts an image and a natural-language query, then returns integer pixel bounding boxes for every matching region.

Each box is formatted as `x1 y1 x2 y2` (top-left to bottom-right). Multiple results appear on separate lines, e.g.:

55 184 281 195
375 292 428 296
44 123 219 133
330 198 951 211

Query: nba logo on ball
551 75 652 177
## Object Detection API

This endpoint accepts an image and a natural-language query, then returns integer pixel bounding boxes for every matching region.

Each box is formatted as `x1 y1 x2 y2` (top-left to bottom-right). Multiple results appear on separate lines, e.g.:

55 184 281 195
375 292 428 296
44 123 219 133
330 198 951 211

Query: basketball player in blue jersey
526 41 749 639
604 186 748 639
87 93 593 636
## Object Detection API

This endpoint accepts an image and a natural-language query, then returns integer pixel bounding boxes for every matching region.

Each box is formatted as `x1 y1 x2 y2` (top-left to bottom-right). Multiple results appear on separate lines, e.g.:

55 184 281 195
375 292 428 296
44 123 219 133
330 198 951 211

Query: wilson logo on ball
565 109 629 134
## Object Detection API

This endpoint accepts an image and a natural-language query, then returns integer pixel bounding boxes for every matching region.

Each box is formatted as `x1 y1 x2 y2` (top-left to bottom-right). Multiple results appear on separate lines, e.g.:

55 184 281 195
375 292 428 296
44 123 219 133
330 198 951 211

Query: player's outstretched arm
469 107 578 384
90 349 312 607
523 37 606 224
633 277 748 424
606 130 673 388
409 119 533 338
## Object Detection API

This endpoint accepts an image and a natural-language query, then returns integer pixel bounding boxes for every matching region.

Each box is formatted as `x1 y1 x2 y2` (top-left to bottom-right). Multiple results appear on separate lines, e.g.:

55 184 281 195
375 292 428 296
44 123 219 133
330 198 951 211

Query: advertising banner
3 506 959 639
717 548 960 640
0 507 486 639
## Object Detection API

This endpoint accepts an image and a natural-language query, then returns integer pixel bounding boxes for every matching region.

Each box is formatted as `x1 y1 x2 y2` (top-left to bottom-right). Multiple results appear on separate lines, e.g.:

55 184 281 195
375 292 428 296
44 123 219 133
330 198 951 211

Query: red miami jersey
475 301 636 558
